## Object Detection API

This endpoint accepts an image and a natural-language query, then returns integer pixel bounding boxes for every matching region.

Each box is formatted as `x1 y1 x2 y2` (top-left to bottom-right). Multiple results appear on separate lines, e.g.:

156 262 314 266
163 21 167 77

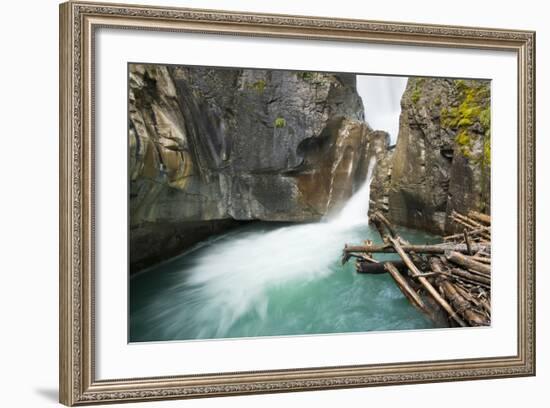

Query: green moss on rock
440 80 491 163
411 78 426 105
479 107 490 129
248 79 267 93
411 89 421 104
274 117 286 128
483 137 491 166
455 130 472 158
297 71 315 81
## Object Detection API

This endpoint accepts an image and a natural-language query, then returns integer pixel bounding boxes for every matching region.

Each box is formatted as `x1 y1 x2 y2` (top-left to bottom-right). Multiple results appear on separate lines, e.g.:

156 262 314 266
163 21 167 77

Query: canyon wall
369 77 491 234
129 68 491 271
129 64 375 272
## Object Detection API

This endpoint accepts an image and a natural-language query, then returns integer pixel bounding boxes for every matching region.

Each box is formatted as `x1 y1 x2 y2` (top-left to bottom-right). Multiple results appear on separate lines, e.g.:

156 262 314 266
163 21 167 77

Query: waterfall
131 76 415 341
356 75 408 144
133 159 380 339
332 157 377 226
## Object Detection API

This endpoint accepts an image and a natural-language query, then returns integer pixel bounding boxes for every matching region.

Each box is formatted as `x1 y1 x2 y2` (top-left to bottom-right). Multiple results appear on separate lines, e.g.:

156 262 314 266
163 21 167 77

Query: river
129 159 445 342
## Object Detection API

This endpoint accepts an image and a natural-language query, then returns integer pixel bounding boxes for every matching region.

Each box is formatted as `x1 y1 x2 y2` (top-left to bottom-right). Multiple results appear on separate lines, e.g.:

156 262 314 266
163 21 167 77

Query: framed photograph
59 1 535 405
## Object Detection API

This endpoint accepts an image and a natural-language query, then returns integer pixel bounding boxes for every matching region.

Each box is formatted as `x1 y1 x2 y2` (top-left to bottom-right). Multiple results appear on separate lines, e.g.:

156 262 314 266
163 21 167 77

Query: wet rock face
366 130 393 215
129 64 370 272
369 78 491 234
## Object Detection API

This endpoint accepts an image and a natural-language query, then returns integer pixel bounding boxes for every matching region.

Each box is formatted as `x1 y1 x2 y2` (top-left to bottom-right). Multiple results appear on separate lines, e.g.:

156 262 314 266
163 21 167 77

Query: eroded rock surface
129 65 372 272
369 78 491 234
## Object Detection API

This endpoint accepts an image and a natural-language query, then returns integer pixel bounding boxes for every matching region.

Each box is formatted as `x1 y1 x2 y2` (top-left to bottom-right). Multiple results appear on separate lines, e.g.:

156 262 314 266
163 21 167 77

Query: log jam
342 211 491 327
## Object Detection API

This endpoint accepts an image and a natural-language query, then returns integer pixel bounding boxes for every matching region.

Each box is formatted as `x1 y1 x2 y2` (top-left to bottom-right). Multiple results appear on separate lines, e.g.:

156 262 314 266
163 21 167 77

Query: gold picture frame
59 1 536 405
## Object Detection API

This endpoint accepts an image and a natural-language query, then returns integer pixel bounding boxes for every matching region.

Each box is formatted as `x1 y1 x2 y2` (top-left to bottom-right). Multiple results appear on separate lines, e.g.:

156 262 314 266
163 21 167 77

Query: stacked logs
342 210 491 327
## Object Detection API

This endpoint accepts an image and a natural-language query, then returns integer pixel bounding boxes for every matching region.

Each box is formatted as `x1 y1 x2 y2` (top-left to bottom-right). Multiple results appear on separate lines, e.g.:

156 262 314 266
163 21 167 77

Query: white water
333 158 377 226
356 75 408 144
130 75 441 341
132 76 409 339
157 158 378 337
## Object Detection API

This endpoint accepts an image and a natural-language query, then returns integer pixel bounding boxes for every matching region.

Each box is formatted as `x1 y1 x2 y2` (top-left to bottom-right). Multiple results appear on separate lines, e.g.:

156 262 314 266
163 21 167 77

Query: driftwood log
430 258 489 326
388 237 467 327
342 210 491 328
384 263 428 314
445 251 491 275
344 243 490 255
444 227 489 242
468 211 491 225
355 260 406 274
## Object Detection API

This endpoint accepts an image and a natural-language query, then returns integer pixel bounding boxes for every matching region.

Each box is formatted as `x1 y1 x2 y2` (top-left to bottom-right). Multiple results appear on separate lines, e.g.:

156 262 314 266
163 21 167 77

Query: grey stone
129 65 371 272
369 77 491 234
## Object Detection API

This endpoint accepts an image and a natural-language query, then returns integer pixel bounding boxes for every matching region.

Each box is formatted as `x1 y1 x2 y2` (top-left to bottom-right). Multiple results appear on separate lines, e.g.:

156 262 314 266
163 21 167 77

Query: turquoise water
129 221 444 342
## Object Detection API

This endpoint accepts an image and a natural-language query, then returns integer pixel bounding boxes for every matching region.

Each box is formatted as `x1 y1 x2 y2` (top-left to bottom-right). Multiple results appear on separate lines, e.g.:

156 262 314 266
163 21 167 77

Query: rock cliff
129 64 373 272
369 77 491 234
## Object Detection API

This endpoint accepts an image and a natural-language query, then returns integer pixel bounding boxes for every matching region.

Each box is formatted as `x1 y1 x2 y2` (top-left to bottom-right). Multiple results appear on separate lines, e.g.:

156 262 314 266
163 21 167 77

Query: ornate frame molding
59 1 535 405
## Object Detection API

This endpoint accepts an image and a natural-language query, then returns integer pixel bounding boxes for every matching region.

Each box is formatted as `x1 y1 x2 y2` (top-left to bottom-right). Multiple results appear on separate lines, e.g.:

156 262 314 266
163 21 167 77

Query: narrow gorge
130 65 374 272
128 64 491 341
130 66 490 272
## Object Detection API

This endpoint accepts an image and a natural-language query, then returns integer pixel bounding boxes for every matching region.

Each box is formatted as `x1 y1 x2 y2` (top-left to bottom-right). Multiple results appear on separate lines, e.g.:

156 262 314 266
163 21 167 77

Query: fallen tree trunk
452 211 485 229
438 280 489 326
388 237 467 327
443 227 490 242
429 258 489 326
372 212 397 238
354 259 491 286
344 243 490 255
449 267 491 286
356 260 406 274
363 239 374 259
468 255 491 264
342 209 491 328
369 215 390 242
342 252 378 265
463 230 473 255
468 211 491 225
479 297 492 314
446 251 491 275
453 284 490 314
384 263 428 314
451 213 491 240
